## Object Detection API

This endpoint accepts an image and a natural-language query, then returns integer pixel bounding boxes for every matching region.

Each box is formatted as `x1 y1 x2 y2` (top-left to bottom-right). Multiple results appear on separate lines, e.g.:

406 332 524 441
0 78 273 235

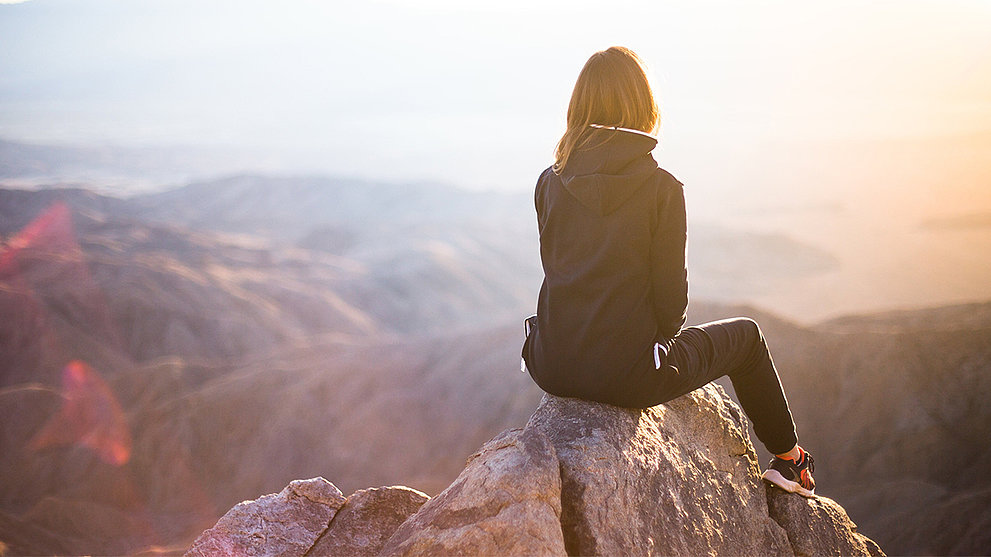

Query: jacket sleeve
650 178 689 339
534 167 551 231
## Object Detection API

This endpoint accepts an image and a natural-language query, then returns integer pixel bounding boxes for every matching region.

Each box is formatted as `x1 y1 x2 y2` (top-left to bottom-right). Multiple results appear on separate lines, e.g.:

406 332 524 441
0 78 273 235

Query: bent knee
732 317 766 346
723 316 759 334
740 316 760 333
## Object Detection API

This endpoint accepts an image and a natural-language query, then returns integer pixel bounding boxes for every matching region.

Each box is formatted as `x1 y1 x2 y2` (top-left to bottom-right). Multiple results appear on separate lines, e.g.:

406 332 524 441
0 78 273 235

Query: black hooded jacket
522 127 688 405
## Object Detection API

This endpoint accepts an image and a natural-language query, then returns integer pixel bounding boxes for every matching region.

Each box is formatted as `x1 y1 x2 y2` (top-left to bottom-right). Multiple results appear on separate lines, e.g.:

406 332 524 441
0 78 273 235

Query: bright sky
1 0 990 191
2 0 991 318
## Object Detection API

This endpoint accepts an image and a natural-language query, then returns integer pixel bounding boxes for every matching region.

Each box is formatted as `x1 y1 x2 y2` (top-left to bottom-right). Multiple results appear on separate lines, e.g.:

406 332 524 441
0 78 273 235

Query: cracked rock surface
189 384 885 556
379 426 567 556
766 485 885 557
310 486 430 556
185 478 346 557
526 383 792 556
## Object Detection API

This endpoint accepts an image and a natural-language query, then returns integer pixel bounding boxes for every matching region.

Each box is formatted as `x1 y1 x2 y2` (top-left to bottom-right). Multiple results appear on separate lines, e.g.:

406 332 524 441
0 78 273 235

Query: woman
521 46 816 497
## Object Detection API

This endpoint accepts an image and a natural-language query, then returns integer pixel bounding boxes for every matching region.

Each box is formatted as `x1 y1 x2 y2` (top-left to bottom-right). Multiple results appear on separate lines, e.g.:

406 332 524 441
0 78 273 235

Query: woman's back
524 127 687 405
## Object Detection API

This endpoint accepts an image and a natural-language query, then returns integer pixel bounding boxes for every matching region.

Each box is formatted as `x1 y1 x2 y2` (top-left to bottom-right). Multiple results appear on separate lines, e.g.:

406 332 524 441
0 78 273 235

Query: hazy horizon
3 0 991 321
2 1 990 190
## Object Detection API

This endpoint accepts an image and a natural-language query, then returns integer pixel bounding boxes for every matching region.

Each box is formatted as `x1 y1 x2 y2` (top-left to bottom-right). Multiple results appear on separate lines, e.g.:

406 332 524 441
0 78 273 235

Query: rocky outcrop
185 478 347 557
188 384 884 556
379 427 567 556
529 384 790 556
310 486 430 556
766 487 884 557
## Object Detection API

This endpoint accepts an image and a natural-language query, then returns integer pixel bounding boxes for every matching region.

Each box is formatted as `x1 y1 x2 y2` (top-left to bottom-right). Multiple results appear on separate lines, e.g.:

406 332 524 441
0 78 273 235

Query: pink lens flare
28 360 133 466
0 201 122 354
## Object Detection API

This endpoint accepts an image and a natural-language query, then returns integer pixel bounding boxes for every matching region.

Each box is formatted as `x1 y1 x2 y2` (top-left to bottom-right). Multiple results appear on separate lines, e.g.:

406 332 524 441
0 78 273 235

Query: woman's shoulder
534 166 561 196
644 166 685 211
654 166 684 189
537 165 557 183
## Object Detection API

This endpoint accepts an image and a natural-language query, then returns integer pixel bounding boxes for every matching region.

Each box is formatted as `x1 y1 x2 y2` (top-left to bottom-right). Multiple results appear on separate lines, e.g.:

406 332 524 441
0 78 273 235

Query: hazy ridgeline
0 161 990 554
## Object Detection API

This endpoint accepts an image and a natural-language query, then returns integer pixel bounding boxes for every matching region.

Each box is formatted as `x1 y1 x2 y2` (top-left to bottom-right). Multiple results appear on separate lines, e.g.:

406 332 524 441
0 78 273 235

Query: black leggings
629 317 798 455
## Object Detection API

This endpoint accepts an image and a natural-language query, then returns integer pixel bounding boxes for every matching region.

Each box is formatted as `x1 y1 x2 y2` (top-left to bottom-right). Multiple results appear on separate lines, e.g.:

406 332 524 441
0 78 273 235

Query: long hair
553 46 659 174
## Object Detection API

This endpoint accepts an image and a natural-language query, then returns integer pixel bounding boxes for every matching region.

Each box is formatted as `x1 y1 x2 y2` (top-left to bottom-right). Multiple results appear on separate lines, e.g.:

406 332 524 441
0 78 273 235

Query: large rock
185 478 346 557
379 427 568 556
766 486 885 557
309 486 429 556
526 384 792 556
190 384 885 556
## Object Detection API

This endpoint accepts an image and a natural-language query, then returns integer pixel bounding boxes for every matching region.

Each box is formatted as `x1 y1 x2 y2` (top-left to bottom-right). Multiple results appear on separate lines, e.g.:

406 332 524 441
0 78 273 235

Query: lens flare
28 360 133 466
0 201 122 353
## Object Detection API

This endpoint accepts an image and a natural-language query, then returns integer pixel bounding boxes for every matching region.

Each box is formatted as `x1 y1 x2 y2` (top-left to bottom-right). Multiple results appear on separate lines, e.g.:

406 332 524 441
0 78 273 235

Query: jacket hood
558 128 659 215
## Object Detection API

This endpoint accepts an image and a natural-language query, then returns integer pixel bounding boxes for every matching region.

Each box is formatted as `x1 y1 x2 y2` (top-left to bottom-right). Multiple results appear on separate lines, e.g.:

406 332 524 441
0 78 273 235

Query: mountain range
0 176 987 555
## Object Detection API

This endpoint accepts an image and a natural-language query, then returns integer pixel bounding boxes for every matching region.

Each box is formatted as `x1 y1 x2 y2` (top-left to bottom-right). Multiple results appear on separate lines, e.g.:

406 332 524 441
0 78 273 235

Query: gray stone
308 486 429 556
379 427 568 556
766 485 886 557
527 383 793 556
184 477 346 557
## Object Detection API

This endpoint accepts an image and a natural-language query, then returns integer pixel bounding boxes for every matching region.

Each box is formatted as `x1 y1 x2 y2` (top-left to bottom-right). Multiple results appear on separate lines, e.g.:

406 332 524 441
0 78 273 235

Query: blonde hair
553 46 659 174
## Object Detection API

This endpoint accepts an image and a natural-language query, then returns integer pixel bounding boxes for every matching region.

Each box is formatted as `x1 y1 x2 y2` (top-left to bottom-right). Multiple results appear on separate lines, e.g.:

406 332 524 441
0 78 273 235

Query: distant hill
129 173 528 241
1 177 839 339
126 173 839 307
0 137 252 192
699 300 991 556
791 303 991 556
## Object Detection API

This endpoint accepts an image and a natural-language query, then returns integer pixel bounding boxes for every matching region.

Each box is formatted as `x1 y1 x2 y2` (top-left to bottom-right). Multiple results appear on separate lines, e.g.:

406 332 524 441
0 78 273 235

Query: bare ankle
776 445 802 461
